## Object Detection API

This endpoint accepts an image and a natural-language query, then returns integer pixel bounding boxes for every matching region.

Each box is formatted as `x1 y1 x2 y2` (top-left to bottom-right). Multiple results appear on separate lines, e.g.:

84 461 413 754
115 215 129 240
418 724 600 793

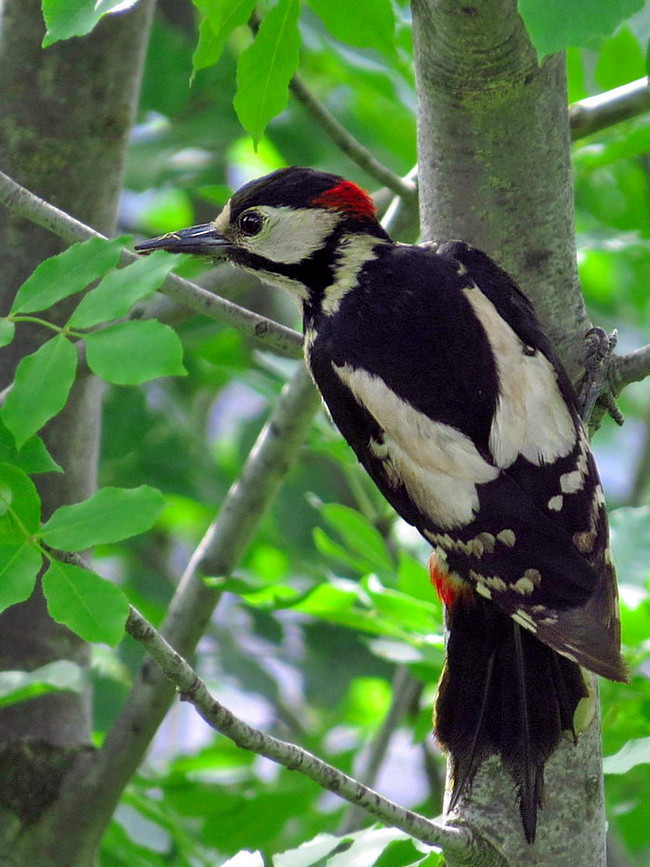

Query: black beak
135 223 231 257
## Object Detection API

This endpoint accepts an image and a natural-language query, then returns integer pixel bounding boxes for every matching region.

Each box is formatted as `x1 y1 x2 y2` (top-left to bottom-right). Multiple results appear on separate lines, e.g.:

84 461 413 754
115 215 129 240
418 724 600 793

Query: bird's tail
433 592 588 843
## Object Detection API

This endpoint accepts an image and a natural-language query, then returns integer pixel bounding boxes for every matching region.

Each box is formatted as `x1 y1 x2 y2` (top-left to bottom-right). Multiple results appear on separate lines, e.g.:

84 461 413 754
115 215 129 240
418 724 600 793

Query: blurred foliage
20 0 650 863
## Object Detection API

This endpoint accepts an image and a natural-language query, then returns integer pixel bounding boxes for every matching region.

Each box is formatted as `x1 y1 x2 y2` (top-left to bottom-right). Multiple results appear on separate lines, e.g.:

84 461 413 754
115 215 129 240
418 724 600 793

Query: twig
288 76 417 204
63 364 322 846
124 604 474 856
570 78 650 141
609 343 650 394
339 665 422 834
381 165 420 239
0 169 302 358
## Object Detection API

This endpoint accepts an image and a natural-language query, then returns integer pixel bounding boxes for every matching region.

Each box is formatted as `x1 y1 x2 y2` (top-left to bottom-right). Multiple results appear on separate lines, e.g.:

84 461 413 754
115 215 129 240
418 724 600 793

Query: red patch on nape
428 552 459 608
311 181 376 220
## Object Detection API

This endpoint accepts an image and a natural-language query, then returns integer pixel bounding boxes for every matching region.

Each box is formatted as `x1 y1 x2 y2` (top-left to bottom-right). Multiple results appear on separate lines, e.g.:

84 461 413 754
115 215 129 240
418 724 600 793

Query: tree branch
339 665 423 835
570 78 650 141
610 343 650 394
0 169 302 358
123 605 488 861
288 75 418 203
15 364 322 862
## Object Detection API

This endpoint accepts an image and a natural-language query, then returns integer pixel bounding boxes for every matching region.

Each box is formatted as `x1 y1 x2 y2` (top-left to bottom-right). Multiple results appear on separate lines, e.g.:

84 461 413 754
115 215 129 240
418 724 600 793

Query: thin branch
610 343 650 394
339 665 422 835
288 76 418 204
0 169 302 358
55 364 322 854
124 605 478 859
570 78 650 141
381 165 420 240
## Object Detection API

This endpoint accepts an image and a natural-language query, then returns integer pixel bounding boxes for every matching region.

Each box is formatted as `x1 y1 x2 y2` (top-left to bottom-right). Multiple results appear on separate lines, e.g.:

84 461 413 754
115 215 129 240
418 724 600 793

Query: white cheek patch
240 206 340 264
462 285 575 469
333 363 499 529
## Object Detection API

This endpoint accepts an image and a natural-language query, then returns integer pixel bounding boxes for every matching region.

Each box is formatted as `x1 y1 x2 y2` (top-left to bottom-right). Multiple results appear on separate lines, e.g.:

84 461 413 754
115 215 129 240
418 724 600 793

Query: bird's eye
239 211 264 236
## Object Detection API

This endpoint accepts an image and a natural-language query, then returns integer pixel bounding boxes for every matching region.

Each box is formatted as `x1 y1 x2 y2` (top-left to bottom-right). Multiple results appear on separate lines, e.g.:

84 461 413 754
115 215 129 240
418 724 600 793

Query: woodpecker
136 167 626 842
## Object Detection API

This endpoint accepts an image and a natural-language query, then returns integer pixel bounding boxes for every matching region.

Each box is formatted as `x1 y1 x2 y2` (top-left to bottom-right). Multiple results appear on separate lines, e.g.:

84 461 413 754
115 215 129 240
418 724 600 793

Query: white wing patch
332 362 499 529
462 284 575 468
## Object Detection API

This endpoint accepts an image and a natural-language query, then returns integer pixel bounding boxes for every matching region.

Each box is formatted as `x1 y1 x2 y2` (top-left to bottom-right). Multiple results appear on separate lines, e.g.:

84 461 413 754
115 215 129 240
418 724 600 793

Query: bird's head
135 166 391 311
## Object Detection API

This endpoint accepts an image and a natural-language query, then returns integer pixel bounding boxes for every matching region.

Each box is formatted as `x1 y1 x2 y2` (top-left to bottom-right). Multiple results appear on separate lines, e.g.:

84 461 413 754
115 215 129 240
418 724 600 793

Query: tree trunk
411 1 605 864
0 0 154 860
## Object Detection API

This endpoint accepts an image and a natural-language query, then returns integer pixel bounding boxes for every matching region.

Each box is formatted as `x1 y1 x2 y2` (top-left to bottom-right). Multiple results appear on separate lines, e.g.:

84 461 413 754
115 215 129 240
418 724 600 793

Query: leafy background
1 0 649 864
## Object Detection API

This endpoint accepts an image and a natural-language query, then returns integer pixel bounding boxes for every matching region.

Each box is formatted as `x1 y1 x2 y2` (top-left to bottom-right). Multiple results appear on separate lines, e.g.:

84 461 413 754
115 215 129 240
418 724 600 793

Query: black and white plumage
136 167 626 843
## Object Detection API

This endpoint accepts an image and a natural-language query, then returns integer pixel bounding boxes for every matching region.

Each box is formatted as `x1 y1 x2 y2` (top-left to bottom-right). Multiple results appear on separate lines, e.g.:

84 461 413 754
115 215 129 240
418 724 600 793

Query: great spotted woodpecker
136 166 626 842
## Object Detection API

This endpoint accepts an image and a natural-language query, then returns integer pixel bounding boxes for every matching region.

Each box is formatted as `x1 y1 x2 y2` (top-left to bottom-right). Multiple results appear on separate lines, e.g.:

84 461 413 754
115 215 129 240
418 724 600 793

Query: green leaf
42 0 140 47
0 421 62 475
0 320 15 347
313 526 375 575
363 575 440 634
41 485 165 551
274 833 348 867
0 463 42 537
595 25 646 91
307 0 396 55
233 0 301 144
16 436 62 475
0 464 42 611
320 503 394 572
42 559 128 645
11 236 125 315
0 335 77 448
0 542 42 613
0 482 12 516
84 320 186 384
517 0 645 58
0 660 84 709
69 250 177 329
397 551 436 604
221 853 264 867
192 0 258 73
325 828 417 867
604 736 650 774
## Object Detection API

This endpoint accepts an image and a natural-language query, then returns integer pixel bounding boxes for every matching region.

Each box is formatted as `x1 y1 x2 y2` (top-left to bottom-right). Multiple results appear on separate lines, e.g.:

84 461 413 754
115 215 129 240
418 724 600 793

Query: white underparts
332 362 499 529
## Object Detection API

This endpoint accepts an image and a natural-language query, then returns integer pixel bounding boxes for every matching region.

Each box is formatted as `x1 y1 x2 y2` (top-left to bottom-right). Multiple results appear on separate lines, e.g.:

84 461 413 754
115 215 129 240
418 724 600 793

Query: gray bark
412 0 591 381
0 0 154 857
411 1 605 864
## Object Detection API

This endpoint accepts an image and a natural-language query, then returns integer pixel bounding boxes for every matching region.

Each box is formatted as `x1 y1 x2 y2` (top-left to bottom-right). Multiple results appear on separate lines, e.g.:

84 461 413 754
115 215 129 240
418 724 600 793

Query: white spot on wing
333 363 499 529
497 529 516 547
462 284 575 468
548 494 563 511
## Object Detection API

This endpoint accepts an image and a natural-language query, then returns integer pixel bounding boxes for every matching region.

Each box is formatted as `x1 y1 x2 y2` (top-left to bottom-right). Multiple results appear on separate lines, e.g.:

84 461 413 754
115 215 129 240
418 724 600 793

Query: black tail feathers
434 596 588 843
